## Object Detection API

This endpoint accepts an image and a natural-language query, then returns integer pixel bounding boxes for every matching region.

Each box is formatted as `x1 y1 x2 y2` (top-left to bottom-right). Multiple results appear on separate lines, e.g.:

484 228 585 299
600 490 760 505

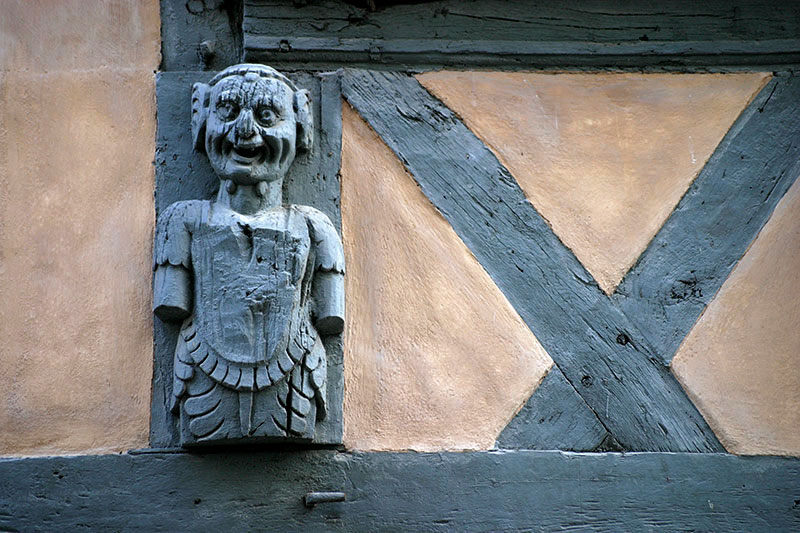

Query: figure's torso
155 199 340 444
191 203 314 369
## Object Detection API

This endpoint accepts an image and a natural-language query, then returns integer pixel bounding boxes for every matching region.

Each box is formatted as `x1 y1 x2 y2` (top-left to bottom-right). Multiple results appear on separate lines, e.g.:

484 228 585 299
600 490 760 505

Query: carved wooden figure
153 64 344 446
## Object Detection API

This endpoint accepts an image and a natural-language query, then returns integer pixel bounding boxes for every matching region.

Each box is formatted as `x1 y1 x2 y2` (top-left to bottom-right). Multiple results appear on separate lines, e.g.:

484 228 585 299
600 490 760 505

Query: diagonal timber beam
615 74 800 364
342 69 722 452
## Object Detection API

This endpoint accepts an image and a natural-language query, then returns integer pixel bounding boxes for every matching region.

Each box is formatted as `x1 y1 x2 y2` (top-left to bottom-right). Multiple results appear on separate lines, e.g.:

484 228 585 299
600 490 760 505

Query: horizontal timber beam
1 450 798 531
245 36 800 71
243 0 800 70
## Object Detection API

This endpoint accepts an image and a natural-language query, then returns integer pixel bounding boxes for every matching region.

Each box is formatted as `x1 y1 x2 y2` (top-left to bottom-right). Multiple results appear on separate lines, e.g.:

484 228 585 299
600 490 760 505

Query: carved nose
235 109 257 140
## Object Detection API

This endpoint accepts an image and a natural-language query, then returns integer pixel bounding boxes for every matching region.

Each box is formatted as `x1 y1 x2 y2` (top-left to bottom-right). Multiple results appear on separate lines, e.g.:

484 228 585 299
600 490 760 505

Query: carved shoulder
154 200 207 270
295 206 345 274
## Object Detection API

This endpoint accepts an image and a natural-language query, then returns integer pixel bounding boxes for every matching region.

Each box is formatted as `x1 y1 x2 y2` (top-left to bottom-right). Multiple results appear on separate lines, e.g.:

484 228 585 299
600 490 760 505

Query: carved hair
207 63 298 91
191 63 313 154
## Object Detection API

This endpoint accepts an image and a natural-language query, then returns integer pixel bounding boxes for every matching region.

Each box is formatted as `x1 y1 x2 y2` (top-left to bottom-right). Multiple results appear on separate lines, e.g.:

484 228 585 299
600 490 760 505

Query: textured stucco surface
0 0 159 72
0 0 159 456
340 104 553 451
418 71 770 294
672 178 800 456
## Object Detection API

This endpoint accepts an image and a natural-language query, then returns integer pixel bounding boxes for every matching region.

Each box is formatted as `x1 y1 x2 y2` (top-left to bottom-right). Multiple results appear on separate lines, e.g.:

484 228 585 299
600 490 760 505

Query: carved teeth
228 142 268 165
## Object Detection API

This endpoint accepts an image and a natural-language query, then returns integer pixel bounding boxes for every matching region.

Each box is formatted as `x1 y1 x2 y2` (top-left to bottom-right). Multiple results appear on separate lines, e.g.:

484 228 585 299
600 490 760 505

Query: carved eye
255 106 278 127
216 101 239 121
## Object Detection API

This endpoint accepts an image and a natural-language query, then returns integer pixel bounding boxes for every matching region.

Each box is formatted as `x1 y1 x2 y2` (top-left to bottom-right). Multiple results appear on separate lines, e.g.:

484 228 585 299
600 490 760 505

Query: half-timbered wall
1 1 799 530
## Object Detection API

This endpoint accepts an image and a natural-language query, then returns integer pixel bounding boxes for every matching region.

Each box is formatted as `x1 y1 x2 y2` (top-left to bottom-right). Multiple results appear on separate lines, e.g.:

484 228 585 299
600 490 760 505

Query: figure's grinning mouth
225 141 272 165
234 146 259 159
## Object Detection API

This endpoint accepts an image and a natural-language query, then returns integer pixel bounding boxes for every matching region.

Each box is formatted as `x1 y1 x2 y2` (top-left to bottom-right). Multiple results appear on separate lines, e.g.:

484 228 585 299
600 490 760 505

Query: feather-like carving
311 361 326 390
296 206 346 274
222 367 242 388
183 325 197 342
185 334 201 354
270 379 292 435
198 349 217 375
305 341 321 370
174 359 193 381
154 201 205 270
255 366 270 390
308 342 327 421
174 310 329 440
184 388 221 417
239 367 255 391
287 367 307 437
277 349 294 373
184 373 238 442
267 359 283 383
287 337 304 362
172 319 197 413
210 361 229 383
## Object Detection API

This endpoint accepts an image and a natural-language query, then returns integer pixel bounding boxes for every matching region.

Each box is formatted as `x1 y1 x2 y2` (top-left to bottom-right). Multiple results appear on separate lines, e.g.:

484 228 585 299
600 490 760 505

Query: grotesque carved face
205 73 297 185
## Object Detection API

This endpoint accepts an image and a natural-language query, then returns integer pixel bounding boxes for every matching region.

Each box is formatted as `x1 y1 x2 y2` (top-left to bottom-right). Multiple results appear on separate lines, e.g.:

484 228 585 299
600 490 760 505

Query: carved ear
294 89 313 153
191 82 211 153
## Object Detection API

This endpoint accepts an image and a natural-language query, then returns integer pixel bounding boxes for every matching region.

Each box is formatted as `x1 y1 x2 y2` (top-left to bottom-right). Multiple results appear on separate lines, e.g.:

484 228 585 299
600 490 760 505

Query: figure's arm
153 202 196 322
313 270 344 335
300 207 346 335
154 265 192 321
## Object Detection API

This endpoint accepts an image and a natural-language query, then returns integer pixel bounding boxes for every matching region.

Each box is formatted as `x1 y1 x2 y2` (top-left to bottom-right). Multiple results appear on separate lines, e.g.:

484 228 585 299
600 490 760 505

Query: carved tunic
155 200 344 444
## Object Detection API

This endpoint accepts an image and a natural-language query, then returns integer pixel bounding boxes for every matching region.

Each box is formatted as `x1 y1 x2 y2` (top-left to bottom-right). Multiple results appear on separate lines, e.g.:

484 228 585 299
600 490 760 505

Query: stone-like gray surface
1 450 798 531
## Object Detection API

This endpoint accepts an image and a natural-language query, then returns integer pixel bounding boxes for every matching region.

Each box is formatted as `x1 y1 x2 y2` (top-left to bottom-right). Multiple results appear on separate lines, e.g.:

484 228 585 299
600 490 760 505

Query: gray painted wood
342 70 722 452
615 74 800 364
152 70 344 448
160 0 242 71
243 0 800 70
496 367 611 452
1 450 798 531
159 203 340 446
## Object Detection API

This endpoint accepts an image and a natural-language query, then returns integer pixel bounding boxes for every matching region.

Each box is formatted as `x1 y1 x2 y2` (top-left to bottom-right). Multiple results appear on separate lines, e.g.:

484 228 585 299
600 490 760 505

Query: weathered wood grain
243 0 800 70
160 0 242 71
615 74 800 364
245 0 800 42
496 367 610 451
152 71 344 448
1 450 798 531
342 70 722 452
